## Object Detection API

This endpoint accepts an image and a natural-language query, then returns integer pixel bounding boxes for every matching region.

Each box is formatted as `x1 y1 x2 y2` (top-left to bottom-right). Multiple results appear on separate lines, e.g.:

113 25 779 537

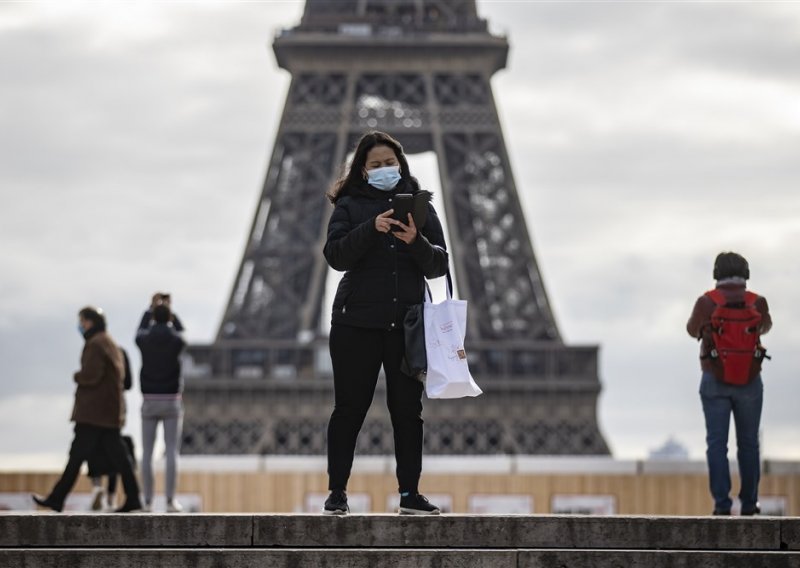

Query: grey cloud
484 3 800 83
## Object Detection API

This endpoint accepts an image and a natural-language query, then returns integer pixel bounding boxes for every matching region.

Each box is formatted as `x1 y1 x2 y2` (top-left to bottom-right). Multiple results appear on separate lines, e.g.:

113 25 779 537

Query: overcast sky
1 1 799 469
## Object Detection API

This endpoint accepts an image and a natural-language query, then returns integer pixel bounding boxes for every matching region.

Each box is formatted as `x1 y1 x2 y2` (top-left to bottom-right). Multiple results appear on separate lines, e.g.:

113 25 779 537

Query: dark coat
71 330 126 429
324 179 449 330
136 319 186 395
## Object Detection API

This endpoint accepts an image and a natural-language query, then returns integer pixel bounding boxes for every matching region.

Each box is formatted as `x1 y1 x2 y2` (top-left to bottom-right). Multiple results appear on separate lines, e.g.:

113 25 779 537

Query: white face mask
366 165 401 191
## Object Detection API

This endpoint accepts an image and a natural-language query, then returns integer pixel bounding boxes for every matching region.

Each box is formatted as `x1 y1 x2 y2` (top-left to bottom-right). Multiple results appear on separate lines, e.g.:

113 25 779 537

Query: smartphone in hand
391 194 414 232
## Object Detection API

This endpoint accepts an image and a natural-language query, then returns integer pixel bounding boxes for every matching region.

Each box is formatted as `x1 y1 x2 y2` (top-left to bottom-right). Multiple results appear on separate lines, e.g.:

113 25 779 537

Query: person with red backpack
687 252 772 516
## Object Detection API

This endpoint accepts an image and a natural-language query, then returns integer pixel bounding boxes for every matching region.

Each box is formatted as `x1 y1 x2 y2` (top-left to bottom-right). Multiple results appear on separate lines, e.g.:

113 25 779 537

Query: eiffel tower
182 0 609 456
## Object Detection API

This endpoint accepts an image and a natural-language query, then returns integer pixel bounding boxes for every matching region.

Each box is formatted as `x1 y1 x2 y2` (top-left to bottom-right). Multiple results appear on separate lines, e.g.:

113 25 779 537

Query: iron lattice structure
183 0 610 456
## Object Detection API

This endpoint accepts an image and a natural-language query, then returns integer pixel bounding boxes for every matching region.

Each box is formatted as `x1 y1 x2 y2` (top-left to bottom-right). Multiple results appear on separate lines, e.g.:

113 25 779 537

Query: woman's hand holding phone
392 212 417 244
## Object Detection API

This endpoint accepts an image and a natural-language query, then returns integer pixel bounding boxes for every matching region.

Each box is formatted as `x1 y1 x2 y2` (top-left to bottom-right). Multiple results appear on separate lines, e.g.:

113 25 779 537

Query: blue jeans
699 371 763 513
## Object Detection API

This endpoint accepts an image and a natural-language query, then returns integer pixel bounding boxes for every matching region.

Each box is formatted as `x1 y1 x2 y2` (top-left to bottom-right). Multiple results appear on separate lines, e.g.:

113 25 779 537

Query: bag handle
445 269 454 300
423 269 453 304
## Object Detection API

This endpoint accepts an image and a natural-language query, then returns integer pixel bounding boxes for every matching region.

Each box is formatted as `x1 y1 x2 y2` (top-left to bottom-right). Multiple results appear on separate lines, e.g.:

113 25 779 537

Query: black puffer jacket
136 320 186 395
324 179 449 330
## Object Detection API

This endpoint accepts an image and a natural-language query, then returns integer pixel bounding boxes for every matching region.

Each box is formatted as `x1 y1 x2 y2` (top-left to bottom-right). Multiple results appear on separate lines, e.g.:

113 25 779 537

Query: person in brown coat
686 252 772 516
32 306 142 513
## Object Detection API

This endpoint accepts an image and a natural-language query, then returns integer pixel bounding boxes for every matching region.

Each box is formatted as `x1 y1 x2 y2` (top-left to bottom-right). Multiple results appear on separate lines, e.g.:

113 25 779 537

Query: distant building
649 437 690 461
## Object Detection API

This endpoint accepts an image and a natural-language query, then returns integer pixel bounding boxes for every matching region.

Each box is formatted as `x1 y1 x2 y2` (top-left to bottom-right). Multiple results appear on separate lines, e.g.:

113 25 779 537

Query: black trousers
48 423 140 508
327 324 424 494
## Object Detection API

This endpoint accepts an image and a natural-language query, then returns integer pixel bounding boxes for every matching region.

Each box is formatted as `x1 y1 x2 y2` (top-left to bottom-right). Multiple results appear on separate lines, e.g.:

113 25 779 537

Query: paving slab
3 548 799 568
0 548 517 568
519 549 800 568
783 518 800 551
0 513 785 551
253 514 782 550
0 513 253 547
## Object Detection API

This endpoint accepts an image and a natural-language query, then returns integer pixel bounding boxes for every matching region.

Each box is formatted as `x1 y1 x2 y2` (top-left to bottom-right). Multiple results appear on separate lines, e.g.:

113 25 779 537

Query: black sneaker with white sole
399 493 440 515
323 489 349 515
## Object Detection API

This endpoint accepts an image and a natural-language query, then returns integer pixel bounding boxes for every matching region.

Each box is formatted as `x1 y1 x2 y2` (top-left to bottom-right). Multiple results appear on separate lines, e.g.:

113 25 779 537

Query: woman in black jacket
323 131 448 515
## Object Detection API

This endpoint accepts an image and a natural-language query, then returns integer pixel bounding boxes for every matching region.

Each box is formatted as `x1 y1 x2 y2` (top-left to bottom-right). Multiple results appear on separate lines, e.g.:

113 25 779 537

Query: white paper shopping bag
423 273 482 399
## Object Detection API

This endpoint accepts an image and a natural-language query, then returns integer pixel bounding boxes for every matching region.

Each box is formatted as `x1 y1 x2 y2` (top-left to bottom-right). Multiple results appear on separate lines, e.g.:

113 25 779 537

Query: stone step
1 514 797 551
1 548 799 568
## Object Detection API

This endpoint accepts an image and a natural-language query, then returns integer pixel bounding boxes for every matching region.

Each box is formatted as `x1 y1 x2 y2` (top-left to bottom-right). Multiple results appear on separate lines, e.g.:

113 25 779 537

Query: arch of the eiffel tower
182 0 610 456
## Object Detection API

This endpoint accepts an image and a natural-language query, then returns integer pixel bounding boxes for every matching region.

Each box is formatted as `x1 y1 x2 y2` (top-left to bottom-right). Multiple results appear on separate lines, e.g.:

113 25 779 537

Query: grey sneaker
399 493 440 515
323 490 349 515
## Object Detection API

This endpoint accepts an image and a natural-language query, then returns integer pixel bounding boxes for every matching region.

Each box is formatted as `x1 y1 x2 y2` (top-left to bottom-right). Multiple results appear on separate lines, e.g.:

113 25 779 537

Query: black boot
32 494 63 513
114 498 143 513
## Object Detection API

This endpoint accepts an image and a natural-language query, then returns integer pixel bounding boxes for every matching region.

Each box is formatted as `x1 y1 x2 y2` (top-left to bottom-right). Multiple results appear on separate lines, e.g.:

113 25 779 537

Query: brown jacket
686 284 772 376
71 330 126 429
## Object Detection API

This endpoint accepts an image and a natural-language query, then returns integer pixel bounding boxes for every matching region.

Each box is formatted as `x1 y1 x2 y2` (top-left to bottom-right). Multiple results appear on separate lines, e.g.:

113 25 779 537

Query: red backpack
703 289 768 385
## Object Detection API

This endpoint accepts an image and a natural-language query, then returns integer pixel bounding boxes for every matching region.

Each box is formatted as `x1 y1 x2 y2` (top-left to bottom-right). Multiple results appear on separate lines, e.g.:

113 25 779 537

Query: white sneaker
90 487 105 511
141 502 152 513
166 499 183 513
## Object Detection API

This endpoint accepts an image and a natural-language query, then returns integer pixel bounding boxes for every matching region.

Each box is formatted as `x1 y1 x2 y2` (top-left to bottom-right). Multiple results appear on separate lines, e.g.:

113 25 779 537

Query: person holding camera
139 292 184 332
322 131 449 515
136 293 186 513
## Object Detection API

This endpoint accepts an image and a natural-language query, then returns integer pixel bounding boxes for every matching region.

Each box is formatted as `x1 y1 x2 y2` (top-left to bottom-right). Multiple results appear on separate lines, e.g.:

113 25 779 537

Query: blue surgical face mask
366 165 401 191
77 323 85 335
